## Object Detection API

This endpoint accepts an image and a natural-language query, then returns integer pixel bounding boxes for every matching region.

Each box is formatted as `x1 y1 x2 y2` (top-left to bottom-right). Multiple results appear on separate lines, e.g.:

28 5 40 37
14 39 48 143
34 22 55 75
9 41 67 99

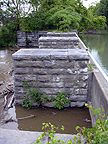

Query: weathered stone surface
70 102 85 107
69 95 87 102
14 32 89 107
43 102 54 107
17 31 47 47
47 32 77 37
39 37 79 49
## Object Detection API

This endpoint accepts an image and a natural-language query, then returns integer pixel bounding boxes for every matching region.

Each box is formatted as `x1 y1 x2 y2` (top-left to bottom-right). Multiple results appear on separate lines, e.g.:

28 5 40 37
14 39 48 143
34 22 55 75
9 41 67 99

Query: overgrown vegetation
35 104 108 144
36 122 65 144
51 92 70 109
0 0 108 47
21 78 70 109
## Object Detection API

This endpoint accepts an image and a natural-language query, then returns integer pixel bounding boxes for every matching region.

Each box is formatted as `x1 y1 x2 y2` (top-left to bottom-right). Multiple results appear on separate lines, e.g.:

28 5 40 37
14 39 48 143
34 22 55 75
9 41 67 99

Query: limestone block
14 67 29 74
69 95 87 102
70 102 85 107
74 89 87 95
43 102 54 107
51 76 60 82
37 75 51 82
33 68 47 75
14 74 37 82
38 82 64 88
47 32 77 37
40 88 65 95
51 49 68 60
48 69 67 75
68 49 89 60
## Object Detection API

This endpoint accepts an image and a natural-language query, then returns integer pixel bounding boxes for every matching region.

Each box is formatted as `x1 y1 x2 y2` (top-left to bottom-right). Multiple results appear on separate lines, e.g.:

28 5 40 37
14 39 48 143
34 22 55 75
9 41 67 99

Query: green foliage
0 25 16 47
21 10 47 31
21 77 69 109
89 63 93 71
51 92 70 109
97 0 108 25
35 105 108 144
28 88 42 106
51 9 81 30
35 122 65 144
92 16 107 30
21 78 47 108
41 93 50 105
0 0 107 41
79 45 81 49
22 98 33 109
76 104 108 144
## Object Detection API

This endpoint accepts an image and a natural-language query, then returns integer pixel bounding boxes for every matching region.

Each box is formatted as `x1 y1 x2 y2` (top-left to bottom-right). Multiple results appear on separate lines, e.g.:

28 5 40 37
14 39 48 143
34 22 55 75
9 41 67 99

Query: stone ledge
39 37 79 42
12 49 89 60
47 32 77 37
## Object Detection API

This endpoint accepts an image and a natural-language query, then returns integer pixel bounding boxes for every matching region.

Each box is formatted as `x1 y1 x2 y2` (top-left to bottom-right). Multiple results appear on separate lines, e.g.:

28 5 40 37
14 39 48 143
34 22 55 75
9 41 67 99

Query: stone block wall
17 31 26 47
17 31 47 47
39 37 79 49
12 49 89 107
47 32 77 37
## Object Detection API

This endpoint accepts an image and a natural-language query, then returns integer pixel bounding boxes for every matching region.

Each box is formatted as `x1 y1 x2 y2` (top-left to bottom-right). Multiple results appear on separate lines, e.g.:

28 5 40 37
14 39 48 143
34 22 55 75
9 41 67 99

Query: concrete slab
0 128 78 144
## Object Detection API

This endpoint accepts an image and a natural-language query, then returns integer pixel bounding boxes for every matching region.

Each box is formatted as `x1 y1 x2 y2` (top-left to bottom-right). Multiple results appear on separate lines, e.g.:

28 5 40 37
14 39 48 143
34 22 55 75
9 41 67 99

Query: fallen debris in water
0 83 14 97
83 118 91 123
4 115 35 123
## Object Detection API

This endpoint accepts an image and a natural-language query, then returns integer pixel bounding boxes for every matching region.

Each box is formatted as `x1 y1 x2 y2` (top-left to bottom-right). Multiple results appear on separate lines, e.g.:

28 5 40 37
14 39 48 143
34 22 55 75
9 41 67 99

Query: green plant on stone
21 78 42 108
21 77 51 108
22 98 33 109
79 45 81 49
89 63 93 71
74 81 77 86
28 88 42 106
35 122 65 144
51 92 70 109
41 93 50 105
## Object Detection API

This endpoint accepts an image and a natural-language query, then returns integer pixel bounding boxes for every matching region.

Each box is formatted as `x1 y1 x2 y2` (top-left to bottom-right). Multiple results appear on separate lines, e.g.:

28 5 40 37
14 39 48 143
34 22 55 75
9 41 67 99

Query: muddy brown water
0 48 91 134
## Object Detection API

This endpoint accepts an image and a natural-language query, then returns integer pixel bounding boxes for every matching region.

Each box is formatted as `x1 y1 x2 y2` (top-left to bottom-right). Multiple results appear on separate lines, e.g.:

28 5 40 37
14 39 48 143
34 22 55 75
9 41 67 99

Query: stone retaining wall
39 37 79 49
17 31 77 48
12 48 89 107
17 31 47 47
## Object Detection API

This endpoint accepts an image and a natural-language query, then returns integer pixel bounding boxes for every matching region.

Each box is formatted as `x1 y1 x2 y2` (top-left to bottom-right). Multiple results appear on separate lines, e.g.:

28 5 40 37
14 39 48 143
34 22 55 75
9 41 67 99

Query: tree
97 0 108 25
0 0 32 30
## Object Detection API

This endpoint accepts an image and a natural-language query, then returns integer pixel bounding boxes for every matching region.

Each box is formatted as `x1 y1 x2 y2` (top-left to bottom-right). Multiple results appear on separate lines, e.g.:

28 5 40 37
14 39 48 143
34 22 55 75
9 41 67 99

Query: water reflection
79 31 108 76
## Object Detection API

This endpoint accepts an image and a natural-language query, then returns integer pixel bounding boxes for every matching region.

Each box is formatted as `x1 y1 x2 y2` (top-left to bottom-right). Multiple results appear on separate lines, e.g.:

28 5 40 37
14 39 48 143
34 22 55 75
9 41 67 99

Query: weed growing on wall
89 63 93 71
51 92 70 109
21 78 70 109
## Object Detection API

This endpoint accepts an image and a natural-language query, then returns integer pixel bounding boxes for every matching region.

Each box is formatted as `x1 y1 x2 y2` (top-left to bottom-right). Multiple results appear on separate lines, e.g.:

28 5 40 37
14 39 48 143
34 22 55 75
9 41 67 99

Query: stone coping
12 49 89 60
47 32 77 37
39 37 79 42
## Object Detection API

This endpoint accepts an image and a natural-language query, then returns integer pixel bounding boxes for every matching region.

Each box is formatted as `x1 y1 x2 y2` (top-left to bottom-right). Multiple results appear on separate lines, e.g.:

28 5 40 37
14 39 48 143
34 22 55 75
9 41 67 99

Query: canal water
0 48 91 134
79 30 108 77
